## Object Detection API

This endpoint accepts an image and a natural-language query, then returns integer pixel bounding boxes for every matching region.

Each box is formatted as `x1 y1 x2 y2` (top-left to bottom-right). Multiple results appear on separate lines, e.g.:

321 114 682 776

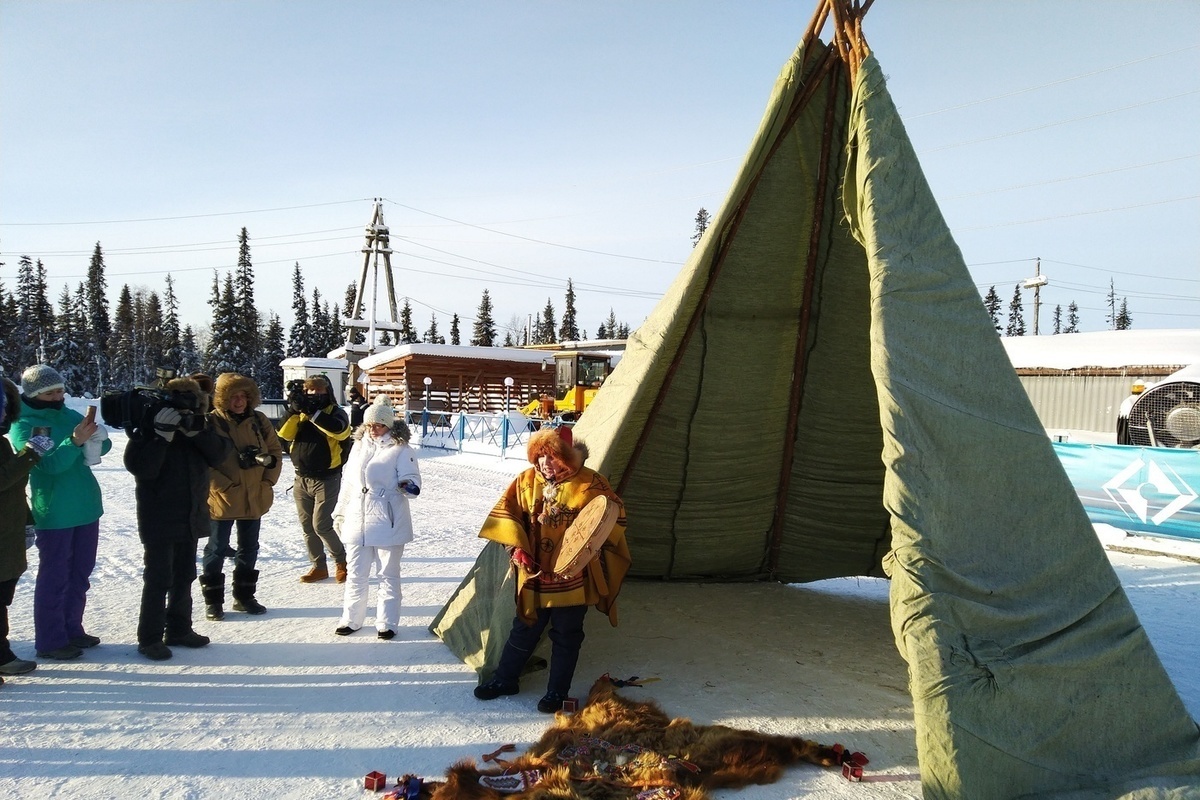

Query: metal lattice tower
343 199 404 378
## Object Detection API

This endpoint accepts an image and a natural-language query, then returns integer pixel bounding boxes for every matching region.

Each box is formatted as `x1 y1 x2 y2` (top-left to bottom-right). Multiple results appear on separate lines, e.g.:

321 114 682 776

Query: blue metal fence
405 410 548 461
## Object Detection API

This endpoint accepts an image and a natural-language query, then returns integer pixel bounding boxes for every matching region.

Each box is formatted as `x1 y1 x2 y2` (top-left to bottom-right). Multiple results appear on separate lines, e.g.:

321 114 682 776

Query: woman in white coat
331 396 421 640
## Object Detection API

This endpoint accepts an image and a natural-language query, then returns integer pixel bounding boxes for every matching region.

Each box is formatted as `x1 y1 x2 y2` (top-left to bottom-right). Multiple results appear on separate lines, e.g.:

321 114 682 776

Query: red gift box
561 697 579 713
365 771 387 791
842 761 863 781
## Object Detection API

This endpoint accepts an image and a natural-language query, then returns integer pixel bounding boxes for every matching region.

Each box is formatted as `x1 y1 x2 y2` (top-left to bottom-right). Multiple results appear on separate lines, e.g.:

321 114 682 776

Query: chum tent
432 2 1200 796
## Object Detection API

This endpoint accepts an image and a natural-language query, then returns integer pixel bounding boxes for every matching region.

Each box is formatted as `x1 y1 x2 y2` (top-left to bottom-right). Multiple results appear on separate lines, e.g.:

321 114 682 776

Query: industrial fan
1119 365 1200 448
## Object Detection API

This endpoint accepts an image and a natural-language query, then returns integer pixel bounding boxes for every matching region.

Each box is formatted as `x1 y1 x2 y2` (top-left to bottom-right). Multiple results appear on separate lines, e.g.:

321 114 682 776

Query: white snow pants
338 542 405 632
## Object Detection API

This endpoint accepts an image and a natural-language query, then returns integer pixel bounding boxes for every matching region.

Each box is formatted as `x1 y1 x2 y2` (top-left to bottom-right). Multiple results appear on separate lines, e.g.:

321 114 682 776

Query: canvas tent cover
433 8 1200 797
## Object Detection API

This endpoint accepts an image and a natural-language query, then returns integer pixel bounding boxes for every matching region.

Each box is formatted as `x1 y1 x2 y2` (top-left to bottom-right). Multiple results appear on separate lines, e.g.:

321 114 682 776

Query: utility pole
1023 257 1047 336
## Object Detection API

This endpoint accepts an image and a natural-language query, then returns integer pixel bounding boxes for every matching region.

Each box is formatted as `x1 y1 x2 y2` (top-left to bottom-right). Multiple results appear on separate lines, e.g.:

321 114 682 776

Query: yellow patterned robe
479 466 630 626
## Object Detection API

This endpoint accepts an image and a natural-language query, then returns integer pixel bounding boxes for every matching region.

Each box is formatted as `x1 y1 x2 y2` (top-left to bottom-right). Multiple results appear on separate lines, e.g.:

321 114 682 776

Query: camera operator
278 375 351 583
123 377 232 661
200 373 283 621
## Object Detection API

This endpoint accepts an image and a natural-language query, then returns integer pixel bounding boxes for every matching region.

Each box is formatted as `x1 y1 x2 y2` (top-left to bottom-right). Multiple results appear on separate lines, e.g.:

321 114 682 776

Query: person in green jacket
0 378 44 681
8 365 111 661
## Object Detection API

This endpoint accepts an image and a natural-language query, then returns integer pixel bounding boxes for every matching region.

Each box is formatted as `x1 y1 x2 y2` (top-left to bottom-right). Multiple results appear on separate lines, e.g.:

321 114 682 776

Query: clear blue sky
2 1 1197 344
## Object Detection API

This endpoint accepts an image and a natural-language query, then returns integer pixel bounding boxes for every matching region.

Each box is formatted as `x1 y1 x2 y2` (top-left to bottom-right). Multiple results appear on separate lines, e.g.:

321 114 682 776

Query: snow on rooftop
1000 329 1200 370
358 343 552 370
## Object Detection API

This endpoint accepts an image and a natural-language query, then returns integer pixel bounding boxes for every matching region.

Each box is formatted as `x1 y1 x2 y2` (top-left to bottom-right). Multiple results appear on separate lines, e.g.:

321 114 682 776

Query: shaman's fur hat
527 426 584 474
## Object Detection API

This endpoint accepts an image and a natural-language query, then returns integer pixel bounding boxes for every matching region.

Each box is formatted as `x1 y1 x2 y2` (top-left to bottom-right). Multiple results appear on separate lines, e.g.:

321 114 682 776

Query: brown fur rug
405 677 860 800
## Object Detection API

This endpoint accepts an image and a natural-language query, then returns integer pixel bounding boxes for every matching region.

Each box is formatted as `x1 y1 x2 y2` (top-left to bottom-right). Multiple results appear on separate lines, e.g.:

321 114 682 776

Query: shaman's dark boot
231 568 267 615
199 573 225 621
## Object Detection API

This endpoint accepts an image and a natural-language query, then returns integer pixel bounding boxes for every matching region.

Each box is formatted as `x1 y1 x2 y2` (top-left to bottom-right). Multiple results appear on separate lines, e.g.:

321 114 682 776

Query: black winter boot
199 573 225 621
231 568 267 615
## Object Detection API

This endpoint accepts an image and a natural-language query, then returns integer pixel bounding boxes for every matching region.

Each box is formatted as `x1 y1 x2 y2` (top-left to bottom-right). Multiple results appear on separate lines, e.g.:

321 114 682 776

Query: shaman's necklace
539 479 564 526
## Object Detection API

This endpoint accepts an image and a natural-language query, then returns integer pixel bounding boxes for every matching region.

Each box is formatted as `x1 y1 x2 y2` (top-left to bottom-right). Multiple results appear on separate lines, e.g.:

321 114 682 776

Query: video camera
286 377 330 415
99 381 204 435
237 445 278 470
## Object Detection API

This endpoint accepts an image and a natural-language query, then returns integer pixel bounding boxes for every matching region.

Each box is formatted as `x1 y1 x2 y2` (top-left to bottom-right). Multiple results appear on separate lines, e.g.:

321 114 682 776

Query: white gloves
153 407 182 441
333 516 344 535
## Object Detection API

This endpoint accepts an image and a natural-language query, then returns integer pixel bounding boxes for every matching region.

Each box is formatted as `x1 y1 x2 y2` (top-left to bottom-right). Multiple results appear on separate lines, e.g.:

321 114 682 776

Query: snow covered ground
3 427 1198 799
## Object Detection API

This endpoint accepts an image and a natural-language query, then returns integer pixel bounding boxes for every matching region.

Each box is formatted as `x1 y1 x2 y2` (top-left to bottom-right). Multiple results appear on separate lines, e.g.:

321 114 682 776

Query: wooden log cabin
355 343 555 414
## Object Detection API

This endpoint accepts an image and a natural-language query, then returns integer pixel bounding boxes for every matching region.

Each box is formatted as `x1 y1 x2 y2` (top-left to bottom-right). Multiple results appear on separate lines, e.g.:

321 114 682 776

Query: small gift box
365 771 387 791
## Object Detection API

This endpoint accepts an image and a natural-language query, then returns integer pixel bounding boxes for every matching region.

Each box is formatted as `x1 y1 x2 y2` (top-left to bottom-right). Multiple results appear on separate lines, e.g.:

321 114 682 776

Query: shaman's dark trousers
494 605 588 695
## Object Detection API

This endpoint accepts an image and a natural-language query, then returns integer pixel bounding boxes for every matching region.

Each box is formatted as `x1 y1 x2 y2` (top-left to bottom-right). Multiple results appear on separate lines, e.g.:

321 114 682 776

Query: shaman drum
553 495 619 579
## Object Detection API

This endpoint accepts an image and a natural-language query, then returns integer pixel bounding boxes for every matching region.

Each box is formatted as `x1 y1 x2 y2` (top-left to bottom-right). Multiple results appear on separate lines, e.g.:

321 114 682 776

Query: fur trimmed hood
164 377 209 415
0 377 20 428
213 372 262 413
527 426 584 475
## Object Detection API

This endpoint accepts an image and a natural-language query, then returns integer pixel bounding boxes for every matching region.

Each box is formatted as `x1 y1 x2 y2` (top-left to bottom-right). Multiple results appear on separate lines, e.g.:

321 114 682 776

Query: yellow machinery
521 352 612 421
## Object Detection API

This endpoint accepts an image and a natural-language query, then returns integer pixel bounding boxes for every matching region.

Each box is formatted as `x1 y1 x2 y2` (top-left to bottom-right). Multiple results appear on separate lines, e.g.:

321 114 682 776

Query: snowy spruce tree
85 242 112 393
109 285 137 388
233 227 260 377
47 285 88 394
450 314 461 346
691 207 711 248
983 286 1002 333
256 313 286 397
558 279 580 342
471 290 497 347
205 273 243 376
161 275 183 372
424 313 444 344
1065 302 1080 334
538 299 556 344
400 299 418 344
1005 285 1026 336
287 263 311 357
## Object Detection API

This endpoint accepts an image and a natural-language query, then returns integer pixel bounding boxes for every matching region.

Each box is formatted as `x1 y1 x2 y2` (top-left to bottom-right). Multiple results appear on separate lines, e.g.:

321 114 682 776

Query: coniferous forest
0 231 632 399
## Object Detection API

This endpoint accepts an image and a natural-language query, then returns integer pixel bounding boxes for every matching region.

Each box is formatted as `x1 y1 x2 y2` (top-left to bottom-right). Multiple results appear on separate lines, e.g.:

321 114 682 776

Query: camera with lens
286 378 309 414
100 385 196 434
237 445 277 470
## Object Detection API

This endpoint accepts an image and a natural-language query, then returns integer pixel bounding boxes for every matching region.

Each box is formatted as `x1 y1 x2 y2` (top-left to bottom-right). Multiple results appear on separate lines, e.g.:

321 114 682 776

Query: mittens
25 435 55 456
25 525 36 550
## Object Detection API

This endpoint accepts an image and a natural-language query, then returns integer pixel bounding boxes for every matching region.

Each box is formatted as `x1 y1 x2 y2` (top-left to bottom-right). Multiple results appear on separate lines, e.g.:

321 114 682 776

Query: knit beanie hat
21 364 66 398
362 395 396 427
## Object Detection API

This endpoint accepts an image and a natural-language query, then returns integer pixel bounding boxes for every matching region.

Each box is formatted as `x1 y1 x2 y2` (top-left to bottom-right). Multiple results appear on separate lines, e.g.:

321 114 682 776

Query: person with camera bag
278 375 351 584
124 376 232 661
200 373 283 621
8 364 110 661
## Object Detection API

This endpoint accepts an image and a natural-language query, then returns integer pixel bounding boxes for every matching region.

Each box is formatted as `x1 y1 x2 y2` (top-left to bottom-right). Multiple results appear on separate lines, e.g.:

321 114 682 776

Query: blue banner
1053 442 1200 542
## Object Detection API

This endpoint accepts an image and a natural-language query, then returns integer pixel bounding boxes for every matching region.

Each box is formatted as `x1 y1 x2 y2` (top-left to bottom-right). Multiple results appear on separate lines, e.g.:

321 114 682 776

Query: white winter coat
333 432 421 548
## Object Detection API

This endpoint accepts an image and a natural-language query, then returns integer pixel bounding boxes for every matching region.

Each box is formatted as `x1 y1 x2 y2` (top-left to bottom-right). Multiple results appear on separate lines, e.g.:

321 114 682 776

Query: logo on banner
1102 457 1198 526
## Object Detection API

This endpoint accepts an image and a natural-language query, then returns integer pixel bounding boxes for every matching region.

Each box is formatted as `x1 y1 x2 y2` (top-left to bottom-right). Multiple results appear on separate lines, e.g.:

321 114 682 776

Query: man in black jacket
125 377 232 661
277 375 351 583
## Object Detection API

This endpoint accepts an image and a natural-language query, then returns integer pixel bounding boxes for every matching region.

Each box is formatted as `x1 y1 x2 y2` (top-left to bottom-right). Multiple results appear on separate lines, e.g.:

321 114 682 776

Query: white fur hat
362 395 396 427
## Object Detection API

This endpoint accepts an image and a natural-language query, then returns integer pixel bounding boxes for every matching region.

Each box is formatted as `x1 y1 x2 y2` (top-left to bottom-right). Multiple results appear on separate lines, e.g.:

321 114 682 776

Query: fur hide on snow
408 677 856 800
